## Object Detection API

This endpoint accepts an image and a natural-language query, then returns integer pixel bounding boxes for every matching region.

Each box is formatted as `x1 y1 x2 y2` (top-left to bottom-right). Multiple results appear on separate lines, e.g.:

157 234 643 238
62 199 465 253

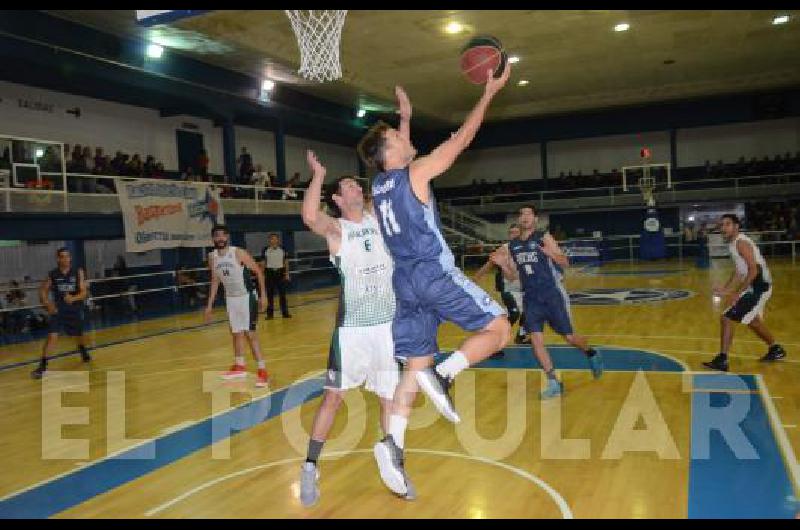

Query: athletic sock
235 356 245 367
388 415 408 449
257 360 266 369
435 350 469 380
584 347 597 358
306 439 324 465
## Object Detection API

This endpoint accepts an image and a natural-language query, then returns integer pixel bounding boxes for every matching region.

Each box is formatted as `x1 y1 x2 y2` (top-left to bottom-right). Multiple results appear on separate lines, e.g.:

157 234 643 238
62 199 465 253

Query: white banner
118 180 224 253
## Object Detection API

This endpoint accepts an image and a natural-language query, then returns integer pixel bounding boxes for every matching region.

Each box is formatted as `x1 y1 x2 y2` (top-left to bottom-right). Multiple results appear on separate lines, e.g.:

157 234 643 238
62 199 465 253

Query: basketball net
285 10 347 83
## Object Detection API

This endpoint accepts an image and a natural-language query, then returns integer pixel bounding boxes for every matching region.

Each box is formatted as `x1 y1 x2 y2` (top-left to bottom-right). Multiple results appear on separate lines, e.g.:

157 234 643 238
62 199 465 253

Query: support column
275 118 287 187
541 141 549 190
222 119 236 182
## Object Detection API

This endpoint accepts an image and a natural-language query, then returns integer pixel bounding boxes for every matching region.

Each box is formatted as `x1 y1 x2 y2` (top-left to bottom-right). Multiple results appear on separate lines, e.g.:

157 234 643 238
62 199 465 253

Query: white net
285 10 347 83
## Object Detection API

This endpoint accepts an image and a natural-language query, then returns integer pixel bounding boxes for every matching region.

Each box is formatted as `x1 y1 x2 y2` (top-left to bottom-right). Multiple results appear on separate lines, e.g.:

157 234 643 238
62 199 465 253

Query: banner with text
118 180 224 252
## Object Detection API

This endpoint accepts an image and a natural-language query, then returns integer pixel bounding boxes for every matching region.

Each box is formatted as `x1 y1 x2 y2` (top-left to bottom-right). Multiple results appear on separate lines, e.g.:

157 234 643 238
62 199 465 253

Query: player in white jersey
703 214 786 371
475 224 530 347
297 150 403 506
204 224 270 387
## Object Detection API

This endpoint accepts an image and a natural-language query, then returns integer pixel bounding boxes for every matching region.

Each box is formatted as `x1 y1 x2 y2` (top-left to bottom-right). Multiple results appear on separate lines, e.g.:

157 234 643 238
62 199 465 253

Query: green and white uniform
211 246 258 333
326 213 398 398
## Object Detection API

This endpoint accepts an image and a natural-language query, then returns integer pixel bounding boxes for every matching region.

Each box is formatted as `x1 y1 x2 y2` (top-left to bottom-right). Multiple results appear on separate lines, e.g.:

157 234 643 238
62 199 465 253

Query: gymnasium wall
548 130 671 176
234 125 277 174
676 117 800 167
0 80 225 174
440 143 542 185
284 135 359 182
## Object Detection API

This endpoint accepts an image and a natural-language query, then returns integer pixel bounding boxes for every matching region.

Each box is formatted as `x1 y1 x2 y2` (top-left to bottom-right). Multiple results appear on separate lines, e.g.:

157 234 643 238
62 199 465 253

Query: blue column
275 119 287 186
282 231 295 256
65 240 86 271
670 128 678 171
540 141 549 189
222 119 237 182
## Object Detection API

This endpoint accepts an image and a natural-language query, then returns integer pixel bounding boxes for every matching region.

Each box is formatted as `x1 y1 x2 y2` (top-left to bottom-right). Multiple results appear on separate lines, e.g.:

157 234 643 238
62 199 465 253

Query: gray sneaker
401 470 417 501
373 435 408 496
299 461 320 507
415 367 461 423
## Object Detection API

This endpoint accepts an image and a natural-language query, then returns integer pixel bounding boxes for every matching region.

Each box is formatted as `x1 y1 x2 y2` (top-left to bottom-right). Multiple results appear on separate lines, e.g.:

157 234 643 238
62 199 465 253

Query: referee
262 233 291 319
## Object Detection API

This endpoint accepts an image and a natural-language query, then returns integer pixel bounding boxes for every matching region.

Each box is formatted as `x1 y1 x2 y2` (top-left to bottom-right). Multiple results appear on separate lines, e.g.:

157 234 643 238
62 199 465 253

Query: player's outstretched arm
39 276 55 315
490 245 519 281
204 255 220 323
409 62 511 192
396 86 412 142
474 258 496 281
72 268 89 302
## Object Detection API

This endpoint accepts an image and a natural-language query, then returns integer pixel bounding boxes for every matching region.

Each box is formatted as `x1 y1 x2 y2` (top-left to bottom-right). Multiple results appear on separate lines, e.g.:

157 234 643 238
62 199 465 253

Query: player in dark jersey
358 69 512 497
491 205 604 398
31 247 91 379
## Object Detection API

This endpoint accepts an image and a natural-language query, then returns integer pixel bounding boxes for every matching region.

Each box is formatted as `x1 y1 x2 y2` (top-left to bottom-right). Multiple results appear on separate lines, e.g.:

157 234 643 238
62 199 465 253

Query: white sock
435 350 469 380
388 415 408 449
235 356 245 367
257 360 266 369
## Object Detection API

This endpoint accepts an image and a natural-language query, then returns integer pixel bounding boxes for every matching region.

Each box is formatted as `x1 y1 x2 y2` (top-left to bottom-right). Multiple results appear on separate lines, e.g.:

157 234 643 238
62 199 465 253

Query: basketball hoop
639 176 656 207
285 10 347 83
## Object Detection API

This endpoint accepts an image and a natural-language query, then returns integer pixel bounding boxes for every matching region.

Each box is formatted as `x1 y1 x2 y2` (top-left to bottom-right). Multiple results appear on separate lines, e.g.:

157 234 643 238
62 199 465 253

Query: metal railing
0 172 309 214
443 171 800 213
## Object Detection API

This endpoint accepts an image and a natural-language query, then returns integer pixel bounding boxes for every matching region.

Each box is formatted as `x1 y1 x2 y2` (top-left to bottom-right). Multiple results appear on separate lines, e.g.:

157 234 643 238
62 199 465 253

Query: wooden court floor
0 258 798 518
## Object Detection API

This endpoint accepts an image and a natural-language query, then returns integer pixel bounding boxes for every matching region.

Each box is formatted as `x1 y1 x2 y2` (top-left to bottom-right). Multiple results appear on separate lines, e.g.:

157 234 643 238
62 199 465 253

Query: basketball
460 35 507 84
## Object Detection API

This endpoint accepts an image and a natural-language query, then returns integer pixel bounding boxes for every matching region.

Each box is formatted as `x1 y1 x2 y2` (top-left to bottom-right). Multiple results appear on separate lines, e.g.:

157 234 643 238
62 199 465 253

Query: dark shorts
392 261 505 358
523 287 574 336
724 284 772 325
47 309 85 337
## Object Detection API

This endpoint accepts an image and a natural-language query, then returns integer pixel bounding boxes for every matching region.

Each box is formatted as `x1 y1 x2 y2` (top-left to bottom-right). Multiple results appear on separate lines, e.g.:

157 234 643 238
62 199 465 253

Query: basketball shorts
501 290 523 326
724 283 772 325
325 321 399 399
523 285 574 336
226 291 258 333
392 261 505 358
47 309 84 337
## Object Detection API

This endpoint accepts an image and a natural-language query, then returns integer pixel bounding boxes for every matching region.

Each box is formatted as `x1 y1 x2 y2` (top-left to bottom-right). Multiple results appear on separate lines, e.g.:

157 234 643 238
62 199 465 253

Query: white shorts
325 321 399 399
509 290 523 311
226 292 258 333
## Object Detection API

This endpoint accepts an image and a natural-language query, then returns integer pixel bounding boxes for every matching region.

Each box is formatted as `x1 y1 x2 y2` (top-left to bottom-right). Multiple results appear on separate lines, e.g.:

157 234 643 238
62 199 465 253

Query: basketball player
359 72 512 496
702 214 786 371
31 247 91 379
297 150 404 506
490 205 604 398
475 223 530 347
204 225 269 387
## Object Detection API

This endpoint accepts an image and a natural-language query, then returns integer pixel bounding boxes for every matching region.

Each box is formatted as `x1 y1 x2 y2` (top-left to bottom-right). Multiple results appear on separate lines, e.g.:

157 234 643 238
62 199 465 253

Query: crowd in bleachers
745 199 800 240
436 151 800 201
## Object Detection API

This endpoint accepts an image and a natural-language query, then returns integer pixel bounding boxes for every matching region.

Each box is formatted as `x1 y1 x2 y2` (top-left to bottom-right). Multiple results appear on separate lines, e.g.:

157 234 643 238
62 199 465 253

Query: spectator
238 147 253 184
281 172 301 200
143 155 156 178
151 162 165 179
129 154 143 177
110 152 126 176
196 149 209 180
181 166 196 182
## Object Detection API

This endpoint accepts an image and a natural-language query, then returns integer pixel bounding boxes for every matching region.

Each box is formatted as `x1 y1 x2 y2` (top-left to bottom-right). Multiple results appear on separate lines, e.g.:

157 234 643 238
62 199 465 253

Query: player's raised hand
306 150 326 180
395 85 412 121
484 60 511 97
489 245 509 266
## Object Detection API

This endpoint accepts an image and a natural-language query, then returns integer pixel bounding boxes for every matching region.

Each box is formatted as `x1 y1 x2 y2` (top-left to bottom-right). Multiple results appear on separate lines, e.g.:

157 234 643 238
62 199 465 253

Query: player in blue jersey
357 67 512 497
491 205 604 399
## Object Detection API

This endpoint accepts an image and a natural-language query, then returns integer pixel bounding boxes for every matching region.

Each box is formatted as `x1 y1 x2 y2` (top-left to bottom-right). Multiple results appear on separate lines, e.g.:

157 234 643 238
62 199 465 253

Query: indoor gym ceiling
46 10 800 126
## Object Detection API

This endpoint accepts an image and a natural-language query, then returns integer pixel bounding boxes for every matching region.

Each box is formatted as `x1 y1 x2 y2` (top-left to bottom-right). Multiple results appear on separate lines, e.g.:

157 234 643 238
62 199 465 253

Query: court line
756 374 800 496
144 448 573 519
0 295 339 373
0 369 325 515
581 332 800 348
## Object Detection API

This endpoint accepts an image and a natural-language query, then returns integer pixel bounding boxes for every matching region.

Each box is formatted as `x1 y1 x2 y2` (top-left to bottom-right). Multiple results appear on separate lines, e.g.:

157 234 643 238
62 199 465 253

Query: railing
0 255 338 349
443 172 800 212
0 172 309 214
457 230 797 270
438 201 502 243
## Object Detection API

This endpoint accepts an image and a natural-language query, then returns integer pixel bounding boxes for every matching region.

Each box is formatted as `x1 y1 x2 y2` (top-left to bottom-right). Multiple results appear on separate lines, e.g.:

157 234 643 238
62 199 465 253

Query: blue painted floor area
688 374 797 518
0 376 325 518
437 345 685 372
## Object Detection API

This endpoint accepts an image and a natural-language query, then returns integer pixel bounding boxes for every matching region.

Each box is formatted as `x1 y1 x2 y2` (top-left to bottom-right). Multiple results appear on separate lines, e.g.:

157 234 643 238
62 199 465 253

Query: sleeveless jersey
508 230 564 295
730 233 771 286
371 166 454 270
49 267 80 312
211 246 253 298
331 214 396 327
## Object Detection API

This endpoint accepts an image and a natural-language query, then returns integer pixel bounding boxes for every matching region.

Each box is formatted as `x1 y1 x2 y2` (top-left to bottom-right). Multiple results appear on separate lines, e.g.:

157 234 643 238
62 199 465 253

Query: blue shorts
523 286 574 336
392 261 505 358
47 309 85 337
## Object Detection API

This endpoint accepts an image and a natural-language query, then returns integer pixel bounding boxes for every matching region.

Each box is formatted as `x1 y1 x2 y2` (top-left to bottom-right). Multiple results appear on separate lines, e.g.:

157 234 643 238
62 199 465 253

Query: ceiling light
445 21 464 34
518 80 529 86
614 23 630 32
146 43 164 59
357 109 366 118
261 79 275 91
35 148 44 158
508 56 520 64
772 14 789 25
